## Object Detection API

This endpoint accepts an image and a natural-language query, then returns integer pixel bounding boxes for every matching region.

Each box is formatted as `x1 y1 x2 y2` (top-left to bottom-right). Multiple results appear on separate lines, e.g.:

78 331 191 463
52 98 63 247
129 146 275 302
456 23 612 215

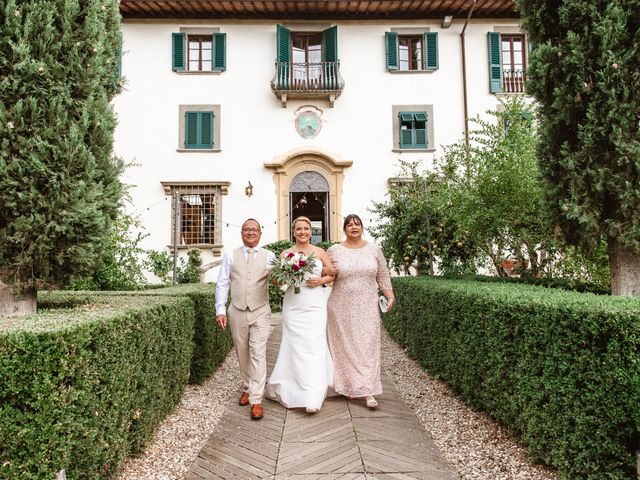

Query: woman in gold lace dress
326 214 395 408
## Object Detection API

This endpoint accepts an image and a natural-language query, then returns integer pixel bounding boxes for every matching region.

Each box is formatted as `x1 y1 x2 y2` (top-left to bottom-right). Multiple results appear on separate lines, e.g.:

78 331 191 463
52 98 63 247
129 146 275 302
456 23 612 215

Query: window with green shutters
185 112 214 149
172 32 226 72
386 32 438 71
399 112 428 148
275 25 339 90
488 32 529 93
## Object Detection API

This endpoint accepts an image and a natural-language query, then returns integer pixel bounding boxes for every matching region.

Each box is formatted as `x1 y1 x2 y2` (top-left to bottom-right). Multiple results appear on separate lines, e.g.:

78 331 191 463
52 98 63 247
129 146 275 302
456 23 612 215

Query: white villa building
114 0 527 281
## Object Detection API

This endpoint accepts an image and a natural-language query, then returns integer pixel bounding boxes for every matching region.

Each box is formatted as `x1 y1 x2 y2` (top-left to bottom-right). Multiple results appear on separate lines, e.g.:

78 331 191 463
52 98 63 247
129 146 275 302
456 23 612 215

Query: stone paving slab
186 315 458 480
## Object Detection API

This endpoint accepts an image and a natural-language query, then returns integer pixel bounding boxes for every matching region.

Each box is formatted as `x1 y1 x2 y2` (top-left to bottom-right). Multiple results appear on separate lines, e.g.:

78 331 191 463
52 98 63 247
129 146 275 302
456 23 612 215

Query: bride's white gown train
265 263 333 410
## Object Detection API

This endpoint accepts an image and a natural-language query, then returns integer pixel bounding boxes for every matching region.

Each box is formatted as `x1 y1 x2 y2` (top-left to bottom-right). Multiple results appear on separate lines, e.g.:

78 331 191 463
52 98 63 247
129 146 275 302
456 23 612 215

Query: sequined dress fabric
327 243 393 397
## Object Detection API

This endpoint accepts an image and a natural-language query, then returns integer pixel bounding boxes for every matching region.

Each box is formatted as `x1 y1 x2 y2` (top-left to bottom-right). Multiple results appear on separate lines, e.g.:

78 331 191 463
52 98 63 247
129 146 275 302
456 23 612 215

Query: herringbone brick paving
186 315 458 480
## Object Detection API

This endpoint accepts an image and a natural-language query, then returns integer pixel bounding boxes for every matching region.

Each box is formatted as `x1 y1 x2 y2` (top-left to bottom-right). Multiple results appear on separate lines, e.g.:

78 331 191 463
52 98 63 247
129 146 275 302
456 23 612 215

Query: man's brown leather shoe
238 392 250 406
250 403 264 420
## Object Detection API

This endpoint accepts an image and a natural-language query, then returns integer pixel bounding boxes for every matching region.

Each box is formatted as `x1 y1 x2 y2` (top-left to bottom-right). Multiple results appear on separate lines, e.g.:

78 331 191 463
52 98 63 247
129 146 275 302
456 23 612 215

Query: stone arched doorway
289 171 330 242
264 147 353 242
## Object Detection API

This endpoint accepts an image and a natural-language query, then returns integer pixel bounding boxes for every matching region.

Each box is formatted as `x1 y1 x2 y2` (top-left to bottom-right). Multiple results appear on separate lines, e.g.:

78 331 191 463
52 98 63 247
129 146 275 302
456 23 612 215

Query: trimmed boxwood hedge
467 274 610 295
39 284 232 384
384 276 640 480
0 295 195 479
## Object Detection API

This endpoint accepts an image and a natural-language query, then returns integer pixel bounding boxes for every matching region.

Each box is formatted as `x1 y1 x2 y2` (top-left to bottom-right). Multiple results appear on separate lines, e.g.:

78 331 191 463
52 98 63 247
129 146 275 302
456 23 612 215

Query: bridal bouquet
270 251 317 294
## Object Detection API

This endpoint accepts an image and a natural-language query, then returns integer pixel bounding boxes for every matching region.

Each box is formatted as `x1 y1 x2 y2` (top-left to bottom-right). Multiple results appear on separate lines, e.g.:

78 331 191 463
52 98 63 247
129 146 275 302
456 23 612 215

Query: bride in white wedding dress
265 216 335 413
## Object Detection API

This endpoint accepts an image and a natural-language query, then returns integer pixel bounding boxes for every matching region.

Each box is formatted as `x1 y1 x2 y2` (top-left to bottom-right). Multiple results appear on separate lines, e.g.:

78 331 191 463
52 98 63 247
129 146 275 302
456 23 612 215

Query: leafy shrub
264 240 294 257
145 250 174 284
0 295 195 479
128 284 232 383
315 240 338 250
67 211 147 291
384 276 640 479
38 284 231 384
177 249 202 284
456 274 611 295
145 249 202 284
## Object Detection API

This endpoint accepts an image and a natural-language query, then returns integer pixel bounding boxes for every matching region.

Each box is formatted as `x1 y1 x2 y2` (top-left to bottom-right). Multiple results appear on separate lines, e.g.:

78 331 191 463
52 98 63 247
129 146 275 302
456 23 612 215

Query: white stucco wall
113 18 525 282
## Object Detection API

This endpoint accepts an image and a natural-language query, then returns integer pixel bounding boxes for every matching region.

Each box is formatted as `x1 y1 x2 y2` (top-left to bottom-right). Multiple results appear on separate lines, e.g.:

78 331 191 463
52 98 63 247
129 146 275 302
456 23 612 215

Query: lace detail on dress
326 243 393 397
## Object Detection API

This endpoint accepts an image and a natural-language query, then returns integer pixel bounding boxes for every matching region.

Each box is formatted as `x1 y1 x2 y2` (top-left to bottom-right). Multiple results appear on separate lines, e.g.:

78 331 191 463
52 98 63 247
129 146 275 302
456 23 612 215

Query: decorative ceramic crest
294 105 323 139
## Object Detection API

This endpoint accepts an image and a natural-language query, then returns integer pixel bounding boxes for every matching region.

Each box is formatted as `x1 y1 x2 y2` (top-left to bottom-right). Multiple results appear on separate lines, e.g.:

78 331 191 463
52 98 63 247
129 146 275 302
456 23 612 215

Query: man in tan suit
215 219 276 420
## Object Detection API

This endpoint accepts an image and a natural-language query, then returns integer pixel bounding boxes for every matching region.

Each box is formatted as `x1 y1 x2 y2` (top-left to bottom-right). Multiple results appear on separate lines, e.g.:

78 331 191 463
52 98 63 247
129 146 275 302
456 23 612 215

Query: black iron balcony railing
271 61 345 107
502 69 525 93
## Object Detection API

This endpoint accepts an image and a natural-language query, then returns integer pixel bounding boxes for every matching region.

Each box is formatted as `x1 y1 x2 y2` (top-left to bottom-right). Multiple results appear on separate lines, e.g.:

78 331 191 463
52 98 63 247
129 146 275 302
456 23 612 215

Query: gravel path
115 354 241 480
116 329 557 480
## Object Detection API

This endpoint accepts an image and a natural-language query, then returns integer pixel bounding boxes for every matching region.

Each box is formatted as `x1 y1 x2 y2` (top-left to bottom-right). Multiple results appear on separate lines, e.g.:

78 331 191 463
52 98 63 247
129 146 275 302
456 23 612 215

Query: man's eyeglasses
242 228 260 233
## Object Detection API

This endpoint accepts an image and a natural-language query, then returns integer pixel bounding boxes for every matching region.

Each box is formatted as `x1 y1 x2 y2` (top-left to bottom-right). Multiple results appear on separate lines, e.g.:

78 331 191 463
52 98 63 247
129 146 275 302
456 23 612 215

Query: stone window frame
388 27 434 75
161 181 230 256
176 27 223 75
177 104 221 153
392 104 436 153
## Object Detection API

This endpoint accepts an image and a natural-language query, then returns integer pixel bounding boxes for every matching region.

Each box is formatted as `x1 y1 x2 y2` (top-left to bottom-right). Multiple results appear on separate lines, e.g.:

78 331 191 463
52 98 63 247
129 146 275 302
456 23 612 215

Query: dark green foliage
145 250 174 284
371 99 551 276
369 160 480 275
137 284 231 384
264 240 294 256
39 283 232 384
516 0 640 254
0 0 124 288
0 295 195 479
264 240 294 310
314 240 337 250
67 211 147 291
371 99 611 285
145 249 203 285
467 274 611 295
177 249 202 284
384 277 640 479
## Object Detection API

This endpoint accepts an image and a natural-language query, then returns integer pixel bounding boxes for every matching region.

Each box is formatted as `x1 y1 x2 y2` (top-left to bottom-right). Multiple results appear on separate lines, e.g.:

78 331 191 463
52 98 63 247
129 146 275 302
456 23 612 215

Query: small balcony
502 69 526 94
271 61 345 107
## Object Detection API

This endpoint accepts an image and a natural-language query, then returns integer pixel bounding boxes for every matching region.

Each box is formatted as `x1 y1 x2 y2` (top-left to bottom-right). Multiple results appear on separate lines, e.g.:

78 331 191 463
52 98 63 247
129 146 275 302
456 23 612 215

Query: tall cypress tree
0 0 124 315
517 0 640 295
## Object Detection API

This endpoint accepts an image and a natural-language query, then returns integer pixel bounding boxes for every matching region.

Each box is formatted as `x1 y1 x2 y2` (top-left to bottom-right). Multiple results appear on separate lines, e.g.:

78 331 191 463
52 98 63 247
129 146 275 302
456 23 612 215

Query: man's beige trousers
228 303 271 404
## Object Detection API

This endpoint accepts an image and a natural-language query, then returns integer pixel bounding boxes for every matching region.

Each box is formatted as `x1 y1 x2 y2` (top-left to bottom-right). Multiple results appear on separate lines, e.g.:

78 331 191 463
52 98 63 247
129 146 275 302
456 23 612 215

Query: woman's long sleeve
374 245 392 291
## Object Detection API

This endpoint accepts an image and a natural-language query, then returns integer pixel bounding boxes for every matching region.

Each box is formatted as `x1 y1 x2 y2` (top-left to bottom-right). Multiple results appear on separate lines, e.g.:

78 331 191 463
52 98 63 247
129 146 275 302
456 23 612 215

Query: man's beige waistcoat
229 247 270 311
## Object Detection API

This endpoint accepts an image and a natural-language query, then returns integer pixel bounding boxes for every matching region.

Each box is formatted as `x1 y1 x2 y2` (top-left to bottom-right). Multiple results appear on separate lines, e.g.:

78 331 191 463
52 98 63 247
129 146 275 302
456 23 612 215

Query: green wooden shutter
399 112 412 148
488 32 502 93
399 112 414 122
385 32 399 70
185 112 199 148
172 32 186 71
200 112 213 147
322 26 338 63
424 32 439 70
185 112 214 149
212 33 226 71
400 129 413 148
399 112 428 148
276 25 291 63
414 112 428 147
276 25 291 90
322 25 338 89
